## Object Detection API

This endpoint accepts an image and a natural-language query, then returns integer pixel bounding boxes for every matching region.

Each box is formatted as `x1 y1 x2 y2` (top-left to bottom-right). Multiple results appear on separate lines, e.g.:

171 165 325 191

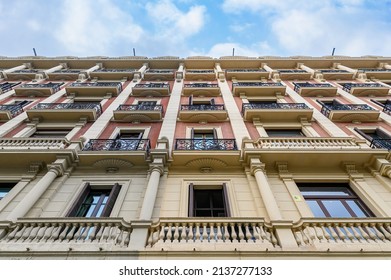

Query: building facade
0 55 391 259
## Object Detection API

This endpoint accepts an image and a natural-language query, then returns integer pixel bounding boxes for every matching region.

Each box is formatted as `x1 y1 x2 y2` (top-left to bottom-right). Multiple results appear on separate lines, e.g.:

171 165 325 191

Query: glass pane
306 200 326 217
85 205 96 217
266 129 304 137
211 190 224 208
195 210 211 217
323 200 352 217
300 186 351 197
194 191 211 208
95 204 106 217
346 200 370 217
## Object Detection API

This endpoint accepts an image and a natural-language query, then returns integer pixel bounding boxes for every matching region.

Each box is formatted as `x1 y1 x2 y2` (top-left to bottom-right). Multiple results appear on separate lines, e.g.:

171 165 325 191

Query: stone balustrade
146 218 279 250
0 218 132 248
253 137 364 150
292 218 391 249
0 138 70 149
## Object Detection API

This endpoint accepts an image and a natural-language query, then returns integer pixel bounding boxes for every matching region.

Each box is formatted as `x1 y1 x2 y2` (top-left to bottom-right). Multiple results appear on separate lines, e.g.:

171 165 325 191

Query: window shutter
66 183 91 217
188 183 194 217
210 98 215 105
101 183 121 217
222 183 231 217
191 128 195 139
189 95 193 105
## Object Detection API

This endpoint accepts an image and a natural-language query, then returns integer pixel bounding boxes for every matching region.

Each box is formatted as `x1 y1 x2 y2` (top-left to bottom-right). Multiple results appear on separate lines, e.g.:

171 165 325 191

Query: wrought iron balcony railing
180 104 225 111
53 69 81 73
19 82 63 92
0 104 23 117
242 102 309 113
293 82 334 92
183 83 219 88
68 82 123 92
226 69 267 72
175 139 237 151
278 69 307 73
92 68 135 73
12 69 38 73
134 83 170 89
342 83 385 92
319 69 349 73
232 82 284 90
186 70 215 73
359 68 391 72
145 69 174 74
32 102 103 116
83 139 150 152
0 82 21 93
116 104 163 112
320 103 376 118
370 138 391 150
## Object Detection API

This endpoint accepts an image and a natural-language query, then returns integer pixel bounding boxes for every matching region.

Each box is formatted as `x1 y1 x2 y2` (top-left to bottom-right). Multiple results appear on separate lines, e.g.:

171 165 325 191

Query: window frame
66 183 121 218
298 183 374 218
188 183 231 217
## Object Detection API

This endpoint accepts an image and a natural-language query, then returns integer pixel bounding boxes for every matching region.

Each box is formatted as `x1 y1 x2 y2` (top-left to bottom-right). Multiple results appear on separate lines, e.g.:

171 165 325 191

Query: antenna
33 48 37 56
232 48 235 56
331 48 335 56
133 48 136 56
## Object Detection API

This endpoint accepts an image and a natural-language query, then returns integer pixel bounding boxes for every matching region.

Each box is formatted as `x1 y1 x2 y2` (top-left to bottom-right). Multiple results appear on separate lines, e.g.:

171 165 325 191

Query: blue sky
1 0 391 58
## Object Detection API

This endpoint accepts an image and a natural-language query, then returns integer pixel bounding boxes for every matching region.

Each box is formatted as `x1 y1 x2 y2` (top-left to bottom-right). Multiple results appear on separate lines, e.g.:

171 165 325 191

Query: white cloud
229 22 254 33
55 0 143 55
193 41 273 58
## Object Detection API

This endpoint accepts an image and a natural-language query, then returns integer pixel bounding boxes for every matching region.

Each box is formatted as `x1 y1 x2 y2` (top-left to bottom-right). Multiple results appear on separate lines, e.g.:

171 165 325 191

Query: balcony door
112 131 143 150
192 128 218 150
354 127 391 149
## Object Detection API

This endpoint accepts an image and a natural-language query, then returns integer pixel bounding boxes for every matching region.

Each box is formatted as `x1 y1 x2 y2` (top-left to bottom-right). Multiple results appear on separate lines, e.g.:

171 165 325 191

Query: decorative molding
92 158 134 170
185 158 228 169
342 161 364 180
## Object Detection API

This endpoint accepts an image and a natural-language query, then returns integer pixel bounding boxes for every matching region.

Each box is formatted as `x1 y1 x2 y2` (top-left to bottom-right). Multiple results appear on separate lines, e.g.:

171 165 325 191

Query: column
176 63 184 81
139 159 164 220
262 63 277 80
250 158 282 220
41 63 66 76
78 64 101 80
334 63 357 74
0 64 28 79
133 63 149 81
253 119 268 137
298 63 315 75
301 120 320 137
6 158 67 221
215 63 225 81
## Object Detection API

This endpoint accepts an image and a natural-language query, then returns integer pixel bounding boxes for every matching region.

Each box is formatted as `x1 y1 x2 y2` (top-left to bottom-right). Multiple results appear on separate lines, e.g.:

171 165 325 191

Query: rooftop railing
175 139 237 151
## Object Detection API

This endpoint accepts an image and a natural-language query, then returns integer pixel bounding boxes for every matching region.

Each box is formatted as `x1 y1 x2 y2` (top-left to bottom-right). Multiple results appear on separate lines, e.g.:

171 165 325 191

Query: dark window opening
0 182 16 200
188 184 230 217
265 129 304 137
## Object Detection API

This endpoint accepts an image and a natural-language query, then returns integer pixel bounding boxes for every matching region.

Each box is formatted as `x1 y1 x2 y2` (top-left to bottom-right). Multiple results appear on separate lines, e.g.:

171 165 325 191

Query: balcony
185 69 216 81
242 137 387 171
318 69 354 80
175 138 237 151
47 69 81 80
79 138 151 167
0 82 21 94
358 68 391 80
342 83 389 96
293 218 391 250
146 218 278 251
5 69 39 80
182 83 220 97
231 82 286 97
242 103 313 122
225 69 269 80
370 138 391 150
90 68 135 80
65 82 123 97
178 104 228 122
113 104 163 122
132 82 170 96
277 69 312 80
293 82 337 97
143 69 175 81
0 218 132 252
26 102 102 122
14 82 63 97
0 104 23 121
320 103 380 122
0 138 78 168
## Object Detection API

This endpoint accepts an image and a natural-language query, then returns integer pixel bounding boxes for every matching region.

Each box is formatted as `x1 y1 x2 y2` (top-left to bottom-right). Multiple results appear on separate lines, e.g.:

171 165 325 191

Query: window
116 131 143 140
354 127 391 149
265 129 304 137
30 128 71 138
67 183 121 217
13 100 32 107
188 184 230 217
298 183 373 218
0 182 16 201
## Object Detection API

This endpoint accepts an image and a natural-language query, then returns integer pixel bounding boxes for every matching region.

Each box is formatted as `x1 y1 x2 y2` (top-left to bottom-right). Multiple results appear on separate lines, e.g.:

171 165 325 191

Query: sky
0 0 391 58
